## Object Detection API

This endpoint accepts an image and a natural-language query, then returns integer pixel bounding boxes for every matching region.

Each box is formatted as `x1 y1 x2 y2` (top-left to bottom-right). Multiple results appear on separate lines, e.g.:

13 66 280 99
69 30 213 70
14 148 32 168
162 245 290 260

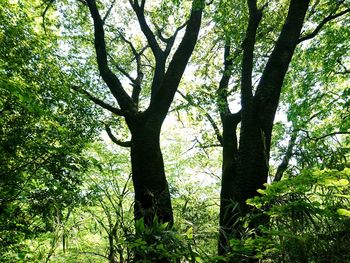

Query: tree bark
128 116 173 226
218 113 240 255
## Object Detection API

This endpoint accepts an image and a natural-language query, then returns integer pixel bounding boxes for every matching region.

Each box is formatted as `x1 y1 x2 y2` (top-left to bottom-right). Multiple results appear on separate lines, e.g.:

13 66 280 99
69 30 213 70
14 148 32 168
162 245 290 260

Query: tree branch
336 59 350 75
217 42 242 120
217 44 232 118
72 85 125 116
132 46 146 108
274 131 297 182
156 22 188 56
79 251 109 260
116 30 139 58
147 0 204 122
298 7 350 43
150 21 190 101
102 0 117 24
164 22 188 56
128 1 168 100
108 55 136 84
130 0 163 58
86 0 136 115
41 0 56 34
310 131 350 142
105 125 131 147
156 22 187 44
113 31 148 107
240 0 262 106
177 90 223 145
254 0 310 155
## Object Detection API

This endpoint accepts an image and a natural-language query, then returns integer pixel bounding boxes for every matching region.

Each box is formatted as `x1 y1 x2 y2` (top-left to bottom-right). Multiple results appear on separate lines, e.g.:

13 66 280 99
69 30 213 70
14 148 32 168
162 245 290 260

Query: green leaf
185 227 193 239
337 209 350 217
257 189 266 195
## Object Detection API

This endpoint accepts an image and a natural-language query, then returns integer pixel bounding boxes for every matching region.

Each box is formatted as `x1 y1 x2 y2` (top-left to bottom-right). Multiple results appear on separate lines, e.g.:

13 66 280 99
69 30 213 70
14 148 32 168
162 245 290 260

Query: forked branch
148 0 204 119
129 0 163 59
86 0 136 115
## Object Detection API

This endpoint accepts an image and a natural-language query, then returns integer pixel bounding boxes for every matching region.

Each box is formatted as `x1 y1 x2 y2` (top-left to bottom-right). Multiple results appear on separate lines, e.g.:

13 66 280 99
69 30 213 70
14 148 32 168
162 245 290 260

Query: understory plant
228 169 350 263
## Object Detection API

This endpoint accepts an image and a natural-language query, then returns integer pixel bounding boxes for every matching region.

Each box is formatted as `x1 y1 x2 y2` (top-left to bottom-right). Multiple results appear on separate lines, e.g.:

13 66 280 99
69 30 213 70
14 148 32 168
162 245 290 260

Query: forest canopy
1 0 349 262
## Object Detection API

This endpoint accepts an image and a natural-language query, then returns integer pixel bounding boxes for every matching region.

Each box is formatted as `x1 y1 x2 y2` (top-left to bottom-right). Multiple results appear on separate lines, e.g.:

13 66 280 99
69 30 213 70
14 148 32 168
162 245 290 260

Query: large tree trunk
218 0 311 259
218 112 268 258
127 117 173 263
130 120 173 226
237 107 268 206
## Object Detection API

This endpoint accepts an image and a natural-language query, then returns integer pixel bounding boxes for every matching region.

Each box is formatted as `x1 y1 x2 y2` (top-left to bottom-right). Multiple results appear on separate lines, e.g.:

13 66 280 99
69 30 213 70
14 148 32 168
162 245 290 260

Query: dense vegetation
1 0 349 262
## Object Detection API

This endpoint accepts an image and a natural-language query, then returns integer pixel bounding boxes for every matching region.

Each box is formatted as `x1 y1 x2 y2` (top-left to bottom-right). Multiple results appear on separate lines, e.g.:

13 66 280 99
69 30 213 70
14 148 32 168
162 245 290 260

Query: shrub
233 169 350 262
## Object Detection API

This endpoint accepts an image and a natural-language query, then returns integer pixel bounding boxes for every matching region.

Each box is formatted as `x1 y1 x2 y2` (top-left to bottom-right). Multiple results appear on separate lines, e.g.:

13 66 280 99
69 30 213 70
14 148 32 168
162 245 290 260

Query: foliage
229 169 350 262
0 1 98 260
128 217 198 263
0 140 219 263
271 0 350 174
1 0 350 262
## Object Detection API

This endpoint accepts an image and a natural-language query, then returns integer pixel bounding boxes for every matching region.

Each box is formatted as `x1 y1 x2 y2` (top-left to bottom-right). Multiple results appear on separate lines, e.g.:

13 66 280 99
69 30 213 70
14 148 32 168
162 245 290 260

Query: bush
235 169 350 262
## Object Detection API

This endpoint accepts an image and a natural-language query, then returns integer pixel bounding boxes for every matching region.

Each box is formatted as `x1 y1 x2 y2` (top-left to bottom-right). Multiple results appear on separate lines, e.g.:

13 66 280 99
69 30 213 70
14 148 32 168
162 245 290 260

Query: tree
49 0 204 229
190 0 350 256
